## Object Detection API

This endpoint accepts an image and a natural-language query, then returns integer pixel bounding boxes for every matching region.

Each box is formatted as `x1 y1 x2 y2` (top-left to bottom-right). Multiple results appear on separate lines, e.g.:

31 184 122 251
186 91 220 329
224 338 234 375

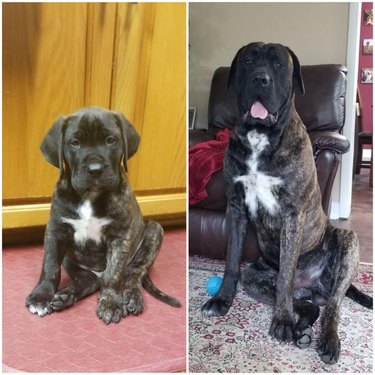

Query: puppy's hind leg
242 258 319 348
51 258 101 311
123 220 181 315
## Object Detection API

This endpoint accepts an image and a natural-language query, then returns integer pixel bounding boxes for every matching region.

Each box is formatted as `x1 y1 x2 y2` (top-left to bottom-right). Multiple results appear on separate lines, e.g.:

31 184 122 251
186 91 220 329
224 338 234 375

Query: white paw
28 304 50 317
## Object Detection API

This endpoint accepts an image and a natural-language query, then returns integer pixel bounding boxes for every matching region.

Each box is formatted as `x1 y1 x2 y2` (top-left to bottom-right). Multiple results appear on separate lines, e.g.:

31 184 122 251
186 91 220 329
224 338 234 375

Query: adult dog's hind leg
242 258 278 305
242 258 320 348
123 220 163 315
51 258 101 311
293 300 320 349
317 227 359 365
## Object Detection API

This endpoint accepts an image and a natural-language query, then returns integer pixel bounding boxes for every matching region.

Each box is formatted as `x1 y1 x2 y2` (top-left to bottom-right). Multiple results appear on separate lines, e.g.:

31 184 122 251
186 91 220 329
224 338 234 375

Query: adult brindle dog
26 107 181 324
202 42 372 364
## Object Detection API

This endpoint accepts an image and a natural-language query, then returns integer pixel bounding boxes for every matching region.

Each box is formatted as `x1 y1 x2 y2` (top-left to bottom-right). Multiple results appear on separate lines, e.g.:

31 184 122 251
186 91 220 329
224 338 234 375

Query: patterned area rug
189 256 373 373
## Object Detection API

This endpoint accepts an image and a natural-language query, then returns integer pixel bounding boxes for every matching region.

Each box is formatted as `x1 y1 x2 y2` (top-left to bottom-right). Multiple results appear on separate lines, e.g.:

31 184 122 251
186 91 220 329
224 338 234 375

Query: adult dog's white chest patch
234 130 283 217
62 200 112 245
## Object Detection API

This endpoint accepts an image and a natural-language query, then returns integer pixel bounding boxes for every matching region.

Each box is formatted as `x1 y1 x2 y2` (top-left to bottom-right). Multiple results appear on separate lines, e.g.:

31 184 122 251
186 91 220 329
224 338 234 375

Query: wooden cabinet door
111 3 186 215
3 3 89 202
3 3 186 230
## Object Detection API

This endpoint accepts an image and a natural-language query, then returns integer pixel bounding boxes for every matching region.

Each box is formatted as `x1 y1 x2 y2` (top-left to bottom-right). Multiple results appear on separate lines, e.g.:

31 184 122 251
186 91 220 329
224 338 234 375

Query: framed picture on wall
189 107 197 129
363 9 373 26
363 39 373 55
361 68 373 84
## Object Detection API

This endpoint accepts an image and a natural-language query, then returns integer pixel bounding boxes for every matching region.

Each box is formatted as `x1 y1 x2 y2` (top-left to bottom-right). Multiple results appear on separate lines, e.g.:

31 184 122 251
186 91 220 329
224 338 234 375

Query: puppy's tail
346 284 373 309
142 274 182 308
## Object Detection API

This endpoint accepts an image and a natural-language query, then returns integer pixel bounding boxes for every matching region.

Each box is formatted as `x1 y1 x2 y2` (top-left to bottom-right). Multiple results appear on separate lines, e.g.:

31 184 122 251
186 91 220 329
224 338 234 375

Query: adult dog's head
228 42 304 127
41 107 140 195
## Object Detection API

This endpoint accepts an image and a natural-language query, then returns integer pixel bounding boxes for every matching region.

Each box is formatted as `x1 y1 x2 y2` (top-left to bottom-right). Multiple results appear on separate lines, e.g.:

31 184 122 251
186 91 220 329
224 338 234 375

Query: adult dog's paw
269 314 295 342
294 325 314 349
201 296 232 317
97 290 127 325
317 331 341 364
25 292 53 317
123 287 144 316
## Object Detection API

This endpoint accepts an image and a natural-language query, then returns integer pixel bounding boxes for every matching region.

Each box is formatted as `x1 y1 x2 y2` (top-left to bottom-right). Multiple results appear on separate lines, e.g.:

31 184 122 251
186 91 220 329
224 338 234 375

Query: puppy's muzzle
87 162 104 177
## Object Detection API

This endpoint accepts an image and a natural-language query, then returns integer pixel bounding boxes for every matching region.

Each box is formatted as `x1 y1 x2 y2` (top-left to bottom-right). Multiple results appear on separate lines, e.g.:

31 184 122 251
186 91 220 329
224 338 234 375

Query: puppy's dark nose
252 73 271 87
87 162 104 176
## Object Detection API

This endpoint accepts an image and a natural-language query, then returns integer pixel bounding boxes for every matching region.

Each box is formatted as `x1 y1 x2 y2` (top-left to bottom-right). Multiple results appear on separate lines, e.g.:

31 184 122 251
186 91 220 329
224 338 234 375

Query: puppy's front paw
97 290 127 325
51 287 75 311
201 296 232 317
123 287 144 315
26 292 53 317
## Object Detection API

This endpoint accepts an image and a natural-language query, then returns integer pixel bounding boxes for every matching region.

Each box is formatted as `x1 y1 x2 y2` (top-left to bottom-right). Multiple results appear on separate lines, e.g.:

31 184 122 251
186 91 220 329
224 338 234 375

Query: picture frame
363 9 373 26
361 68 373 84
189 107 197 129
362 39 373 55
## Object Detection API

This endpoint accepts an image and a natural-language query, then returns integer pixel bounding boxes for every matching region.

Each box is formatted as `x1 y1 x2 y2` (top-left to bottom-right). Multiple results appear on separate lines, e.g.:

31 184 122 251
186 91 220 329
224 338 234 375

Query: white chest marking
62 200 112 245
234 130 283 217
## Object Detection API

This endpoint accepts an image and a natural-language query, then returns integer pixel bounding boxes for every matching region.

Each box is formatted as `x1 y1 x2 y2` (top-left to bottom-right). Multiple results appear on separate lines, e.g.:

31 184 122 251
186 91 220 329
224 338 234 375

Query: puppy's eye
244 59 253 65
70 139 80 148
106 136 117 146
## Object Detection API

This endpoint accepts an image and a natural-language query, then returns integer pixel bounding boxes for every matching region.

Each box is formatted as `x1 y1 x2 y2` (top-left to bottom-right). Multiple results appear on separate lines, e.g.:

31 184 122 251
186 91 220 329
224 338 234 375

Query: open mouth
242 100 278 124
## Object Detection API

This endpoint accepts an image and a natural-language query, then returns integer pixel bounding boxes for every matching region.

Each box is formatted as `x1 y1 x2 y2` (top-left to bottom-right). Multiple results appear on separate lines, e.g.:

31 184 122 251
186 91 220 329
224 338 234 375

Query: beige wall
189 2 350 129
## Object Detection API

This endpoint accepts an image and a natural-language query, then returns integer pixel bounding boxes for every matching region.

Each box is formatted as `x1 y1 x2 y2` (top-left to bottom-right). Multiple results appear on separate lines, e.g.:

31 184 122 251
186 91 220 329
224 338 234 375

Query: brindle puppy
26 107 181 324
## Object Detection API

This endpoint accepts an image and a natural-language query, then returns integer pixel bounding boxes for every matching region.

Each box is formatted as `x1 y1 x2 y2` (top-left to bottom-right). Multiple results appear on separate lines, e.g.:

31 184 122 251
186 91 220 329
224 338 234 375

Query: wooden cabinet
3 3 186 229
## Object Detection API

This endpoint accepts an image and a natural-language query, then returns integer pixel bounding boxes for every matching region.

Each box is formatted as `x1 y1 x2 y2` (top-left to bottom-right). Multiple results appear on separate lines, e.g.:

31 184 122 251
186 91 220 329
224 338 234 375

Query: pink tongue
250 101 268 119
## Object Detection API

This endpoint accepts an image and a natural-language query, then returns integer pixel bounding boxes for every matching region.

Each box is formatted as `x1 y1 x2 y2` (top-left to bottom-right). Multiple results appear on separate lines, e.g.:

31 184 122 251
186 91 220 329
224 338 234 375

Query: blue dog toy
206 276 223 296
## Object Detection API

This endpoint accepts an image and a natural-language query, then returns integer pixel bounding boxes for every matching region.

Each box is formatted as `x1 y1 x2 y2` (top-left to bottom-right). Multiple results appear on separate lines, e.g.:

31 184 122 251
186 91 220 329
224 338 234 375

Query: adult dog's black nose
252 73 271 87
87 162 104 176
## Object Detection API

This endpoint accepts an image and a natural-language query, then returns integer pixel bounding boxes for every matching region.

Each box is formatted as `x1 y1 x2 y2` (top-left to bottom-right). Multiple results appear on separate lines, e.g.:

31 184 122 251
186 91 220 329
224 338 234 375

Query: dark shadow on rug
189 256 373 373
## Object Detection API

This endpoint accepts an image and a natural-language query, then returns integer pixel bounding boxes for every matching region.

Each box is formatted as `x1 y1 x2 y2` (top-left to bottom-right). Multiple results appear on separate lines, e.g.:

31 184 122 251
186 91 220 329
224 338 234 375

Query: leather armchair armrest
189 129 215 148
309 131 350 156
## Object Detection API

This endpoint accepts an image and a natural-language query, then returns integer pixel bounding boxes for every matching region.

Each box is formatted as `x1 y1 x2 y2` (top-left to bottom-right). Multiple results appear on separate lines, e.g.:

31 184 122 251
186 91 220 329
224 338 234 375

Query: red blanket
189 129 230 205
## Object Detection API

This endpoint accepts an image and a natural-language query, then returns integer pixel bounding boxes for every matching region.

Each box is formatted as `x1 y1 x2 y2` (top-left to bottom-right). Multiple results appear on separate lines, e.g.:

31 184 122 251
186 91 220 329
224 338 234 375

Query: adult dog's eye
244 59 254 65
274 63 283 70
70 139 80 148
106 136 117 146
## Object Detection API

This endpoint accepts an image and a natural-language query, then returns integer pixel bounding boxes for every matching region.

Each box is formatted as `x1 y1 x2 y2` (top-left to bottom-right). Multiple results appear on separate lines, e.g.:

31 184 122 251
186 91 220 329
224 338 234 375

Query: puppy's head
227 42 304 127
41 107 140 194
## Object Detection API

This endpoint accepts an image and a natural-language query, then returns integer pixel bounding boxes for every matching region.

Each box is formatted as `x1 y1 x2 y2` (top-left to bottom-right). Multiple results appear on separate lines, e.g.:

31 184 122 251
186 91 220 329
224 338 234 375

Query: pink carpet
3 228 186 372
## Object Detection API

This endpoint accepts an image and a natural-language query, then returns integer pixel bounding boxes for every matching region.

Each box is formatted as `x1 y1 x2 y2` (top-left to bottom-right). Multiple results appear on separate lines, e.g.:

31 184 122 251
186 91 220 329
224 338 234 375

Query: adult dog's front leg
25 228 65 317
269 212 305 342
202 197 248 317
97 238 133 324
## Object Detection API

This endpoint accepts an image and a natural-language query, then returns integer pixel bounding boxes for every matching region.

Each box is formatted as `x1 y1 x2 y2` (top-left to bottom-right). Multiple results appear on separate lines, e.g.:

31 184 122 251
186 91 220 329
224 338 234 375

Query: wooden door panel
3 3 88 201
84 3 117 107
111 3 186 194
135 3 186 193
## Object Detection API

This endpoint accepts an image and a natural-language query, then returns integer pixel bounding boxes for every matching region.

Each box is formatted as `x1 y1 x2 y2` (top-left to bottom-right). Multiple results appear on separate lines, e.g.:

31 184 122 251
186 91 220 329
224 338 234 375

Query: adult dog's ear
112 111 140 172
40 116 66 174
227 46 245 90
286 46 305 95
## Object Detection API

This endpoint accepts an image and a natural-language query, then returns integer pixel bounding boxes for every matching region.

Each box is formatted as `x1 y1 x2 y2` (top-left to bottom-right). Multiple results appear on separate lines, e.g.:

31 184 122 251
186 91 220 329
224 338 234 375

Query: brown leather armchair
189 64 350 261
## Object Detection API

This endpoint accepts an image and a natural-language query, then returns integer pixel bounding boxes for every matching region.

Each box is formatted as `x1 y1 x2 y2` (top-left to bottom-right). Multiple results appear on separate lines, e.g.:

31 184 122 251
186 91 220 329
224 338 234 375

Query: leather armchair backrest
208 65 348 134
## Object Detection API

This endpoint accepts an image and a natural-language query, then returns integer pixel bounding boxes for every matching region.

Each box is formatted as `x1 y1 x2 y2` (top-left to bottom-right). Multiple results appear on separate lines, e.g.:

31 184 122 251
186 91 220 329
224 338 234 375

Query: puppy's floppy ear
227 46 245 90
286 46 305 95
40 116 66 174
111 111 140 173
